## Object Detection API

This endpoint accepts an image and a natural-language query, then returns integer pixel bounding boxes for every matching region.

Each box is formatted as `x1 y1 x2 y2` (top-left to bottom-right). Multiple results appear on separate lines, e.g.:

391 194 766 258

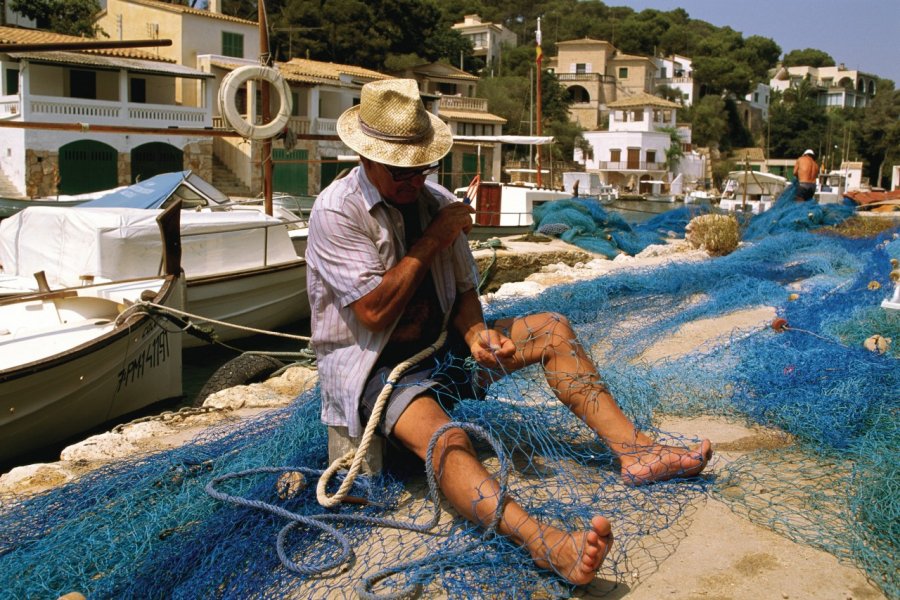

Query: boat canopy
0 206 297 288
82 171 230 210
452 135 555 145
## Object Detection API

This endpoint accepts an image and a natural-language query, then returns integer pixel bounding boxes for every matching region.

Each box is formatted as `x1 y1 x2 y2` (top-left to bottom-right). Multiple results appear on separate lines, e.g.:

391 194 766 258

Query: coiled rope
205 421 510 599
315 314 450 508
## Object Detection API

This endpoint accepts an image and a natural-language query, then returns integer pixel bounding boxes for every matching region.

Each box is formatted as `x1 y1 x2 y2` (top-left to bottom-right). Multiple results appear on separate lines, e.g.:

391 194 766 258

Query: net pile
0 208 897 599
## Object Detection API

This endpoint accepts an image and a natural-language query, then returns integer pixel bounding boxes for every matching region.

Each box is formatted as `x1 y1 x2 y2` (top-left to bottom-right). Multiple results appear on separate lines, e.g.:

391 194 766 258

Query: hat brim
337 105 453 168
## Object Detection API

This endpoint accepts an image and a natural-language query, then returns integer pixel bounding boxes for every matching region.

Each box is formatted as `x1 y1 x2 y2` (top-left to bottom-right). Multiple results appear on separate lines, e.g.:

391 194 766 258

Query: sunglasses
384 163 440 182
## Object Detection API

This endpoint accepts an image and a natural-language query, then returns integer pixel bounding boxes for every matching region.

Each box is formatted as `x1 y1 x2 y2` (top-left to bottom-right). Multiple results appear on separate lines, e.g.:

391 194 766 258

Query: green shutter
222 32 244 58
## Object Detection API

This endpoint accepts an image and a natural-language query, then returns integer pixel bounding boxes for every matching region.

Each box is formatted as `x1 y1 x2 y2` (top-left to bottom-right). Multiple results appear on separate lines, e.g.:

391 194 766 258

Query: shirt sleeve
307 202 385 309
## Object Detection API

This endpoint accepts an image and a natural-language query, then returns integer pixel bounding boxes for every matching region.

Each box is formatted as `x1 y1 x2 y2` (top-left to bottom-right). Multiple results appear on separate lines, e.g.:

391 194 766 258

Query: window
291 91 299 116
610 149 621 163
222 32 244 58
70 70 96 99
646 150 656 164
575 63 587 74
5 68 18 95
618 67 628 79
130 78 146 103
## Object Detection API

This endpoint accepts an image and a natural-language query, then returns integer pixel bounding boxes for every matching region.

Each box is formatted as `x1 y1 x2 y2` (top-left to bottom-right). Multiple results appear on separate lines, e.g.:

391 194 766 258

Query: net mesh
1 189 898 599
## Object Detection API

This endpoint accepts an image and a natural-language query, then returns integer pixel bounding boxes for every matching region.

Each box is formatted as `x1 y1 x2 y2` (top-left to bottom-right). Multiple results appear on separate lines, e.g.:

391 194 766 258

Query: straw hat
803 149 815 156
337 79 452 168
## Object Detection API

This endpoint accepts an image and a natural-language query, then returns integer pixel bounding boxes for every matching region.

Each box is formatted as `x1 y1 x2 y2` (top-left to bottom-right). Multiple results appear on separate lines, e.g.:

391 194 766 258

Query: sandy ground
0 236 888 599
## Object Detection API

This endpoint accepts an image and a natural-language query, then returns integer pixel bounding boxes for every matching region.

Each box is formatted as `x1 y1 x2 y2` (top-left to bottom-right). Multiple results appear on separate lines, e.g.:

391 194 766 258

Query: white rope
218 65 293 140
119 300 311 342
315 315 451 508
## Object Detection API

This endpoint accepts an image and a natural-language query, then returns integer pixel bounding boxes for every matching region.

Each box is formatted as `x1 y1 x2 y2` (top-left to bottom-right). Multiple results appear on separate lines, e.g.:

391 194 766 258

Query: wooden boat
454 181 572 240
0 205 309 349
0 204 185 463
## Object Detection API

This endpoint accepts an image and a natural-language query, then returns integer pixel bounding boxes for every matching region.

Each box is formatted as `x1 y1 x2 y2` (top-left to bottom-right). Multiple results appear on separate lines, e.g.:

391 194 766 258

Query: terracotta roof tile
438 108 506 124
0 25 172 62
731 147 766 161
121 0 257 25
280 58 387 82
607 92 680 109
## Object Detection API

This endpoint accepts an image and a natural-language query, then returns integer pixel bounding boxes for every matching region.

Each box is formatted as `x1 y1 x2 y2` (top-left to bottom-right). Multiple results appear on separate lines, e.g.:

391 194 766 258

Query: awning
453 135 555 145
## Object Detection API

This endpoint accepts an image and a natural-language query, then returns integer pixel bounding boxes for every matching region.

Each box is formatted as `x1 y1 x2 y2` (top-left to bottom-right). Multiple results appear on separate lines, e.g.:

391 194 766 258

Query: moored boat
0 205 309 348
454 180 572 240
0 204 185 463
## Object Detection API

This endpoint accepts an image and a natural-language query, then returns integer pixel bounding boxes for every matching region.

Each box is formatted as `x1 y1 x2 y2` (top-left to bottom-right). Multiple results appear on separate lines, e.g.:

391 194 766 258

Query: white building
0 25 214 198
650 54 698 106
451 14 517 75
575 92 701 192
770 64 878 108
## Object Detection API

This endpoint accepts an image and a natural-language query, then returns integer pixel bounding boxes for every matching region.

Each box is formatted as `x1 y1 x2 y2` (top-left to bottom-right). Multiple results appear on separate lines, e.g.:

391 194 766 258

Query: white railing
128 103 207 125
25 95 209 128
31 97 121 119
440 96 489 112
314 118 338 134
0 97 19 119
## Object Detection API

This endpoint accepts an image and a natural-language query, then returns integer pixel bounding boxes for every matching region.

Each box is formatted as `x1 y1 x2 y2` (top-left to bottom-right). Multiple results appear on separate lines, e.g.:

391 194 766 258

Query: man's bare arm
351 202 474 331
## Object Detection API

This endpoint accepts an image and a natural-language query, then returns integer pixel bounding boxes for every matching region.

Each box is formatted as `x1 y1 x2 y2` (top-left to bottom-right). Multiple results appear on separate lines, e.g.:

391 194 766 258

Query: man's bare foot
528 516 613 585
619 439 713 486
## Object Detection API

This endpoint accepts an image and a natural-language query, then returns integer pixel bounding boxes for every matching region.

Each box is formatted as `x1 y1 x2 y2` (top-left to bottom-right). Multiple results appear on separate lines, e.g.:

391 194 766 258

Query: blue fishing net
1 212 897 598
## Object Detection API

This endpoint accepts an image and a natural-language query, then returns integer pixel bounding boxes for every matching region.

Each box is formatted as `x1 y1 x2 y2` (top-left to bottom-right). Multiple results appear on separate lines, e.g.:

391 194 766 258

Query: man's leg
495 313 712 485
391 395 613 585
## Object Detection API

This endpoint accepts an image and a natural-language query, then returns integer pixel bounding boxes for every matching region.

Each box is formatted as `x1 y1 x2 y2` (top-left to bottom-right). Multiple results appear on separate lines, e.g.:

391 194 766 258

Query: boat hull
184 260 309 348
0 276 184 463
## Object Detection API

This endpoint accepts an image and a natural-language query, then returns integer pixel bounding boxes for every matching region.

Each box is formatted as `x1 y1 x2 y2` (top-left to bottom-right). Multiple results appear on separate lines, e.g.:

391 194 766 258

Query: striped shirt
306 166 478 437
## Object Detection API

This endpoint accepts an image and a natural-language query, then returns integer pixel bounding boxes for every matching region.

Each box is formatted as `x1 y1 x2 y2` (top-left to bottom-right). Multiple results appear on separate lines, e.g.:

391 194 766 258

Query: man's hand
469 328 517 370
422 202 474 249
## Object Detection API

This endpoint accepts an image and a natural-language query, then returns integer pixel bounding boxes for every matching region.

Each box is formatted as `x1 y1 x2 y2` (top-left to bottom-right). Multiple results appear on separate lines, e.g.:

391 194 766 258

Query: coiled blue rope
205 421 510 599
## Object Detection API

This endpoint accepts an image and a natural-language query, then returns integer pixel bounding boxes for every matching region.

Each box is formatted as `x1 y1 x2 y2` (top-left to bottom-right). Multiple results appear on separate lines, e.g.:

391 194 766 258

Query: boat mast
259 0 273 216
535 17 543 188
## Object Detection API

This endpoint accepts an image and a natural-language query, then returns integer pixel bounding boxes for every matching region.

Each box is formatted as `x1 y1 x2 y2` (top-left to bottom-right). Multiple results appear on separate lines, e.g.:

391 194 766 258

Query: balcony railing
557 73 616 84
439 96 489 112
657 76 693 85
22 94 209 128
212 115 338 136
597 161 666 171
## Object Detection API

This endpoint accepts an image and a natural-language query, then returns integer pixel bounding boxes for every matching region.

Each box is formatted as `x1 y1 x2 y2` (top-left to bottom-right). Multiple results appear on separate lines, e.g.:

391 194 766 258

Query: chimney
207 0 220 13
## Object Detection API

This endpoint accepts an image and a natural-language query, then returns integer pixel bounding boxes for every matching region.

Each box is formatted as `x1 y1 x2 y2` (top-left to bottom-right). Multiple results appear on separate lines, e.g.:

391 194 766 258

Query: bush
686 213 741 256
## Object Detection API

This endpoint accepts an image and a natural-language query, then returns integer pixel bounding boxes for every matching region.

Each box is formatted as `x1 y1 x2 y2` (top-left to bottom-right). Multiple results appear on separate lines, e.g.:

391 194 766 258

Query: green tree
688 95 728 149
766 87 828 159
10 0 102 36
855 79 900 187
659 126 684 172
783 48 835 68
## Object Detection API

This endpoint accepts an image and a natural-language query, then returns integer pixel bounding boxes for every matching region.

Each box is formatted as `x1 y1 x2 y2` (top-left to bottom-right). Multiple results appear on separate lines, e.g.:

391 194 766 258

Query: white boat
0 205 185 463
81 170 310 257
0 205 309 349
719 170 787 214
453 181 572 239
562 172 618 202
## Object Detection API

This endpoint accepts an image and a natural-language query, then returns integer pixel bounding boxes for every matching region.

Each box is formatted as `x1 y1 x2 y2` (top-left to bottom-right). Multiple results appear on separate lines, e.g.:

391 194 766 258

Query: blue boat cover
81 171 192 208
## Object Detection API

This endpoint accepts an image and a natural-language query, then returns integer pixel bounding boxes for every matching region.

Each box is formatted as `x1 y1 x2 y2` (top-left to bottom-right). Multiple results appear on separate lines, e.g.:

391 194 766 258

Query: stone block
327 426 383 474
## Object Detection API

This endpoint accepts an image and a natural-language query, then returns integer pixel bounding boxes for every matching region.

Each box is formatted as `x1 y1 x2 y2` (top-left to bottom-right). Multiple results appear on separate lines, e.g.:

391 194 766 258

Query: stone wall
25 149 59 198
184 139 213 181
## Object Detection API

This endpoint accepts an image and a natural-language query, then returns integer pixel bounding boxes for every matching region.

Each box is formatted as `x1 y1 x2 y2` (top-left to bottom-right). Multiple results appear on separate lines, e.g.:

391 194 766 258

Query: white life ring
218 65 293 140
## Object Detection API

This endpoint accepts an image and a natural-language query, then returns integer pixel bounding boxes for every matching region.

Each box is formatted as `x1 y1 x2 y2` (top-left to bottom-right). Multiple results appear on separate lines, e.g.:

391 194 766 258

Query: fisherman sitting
305 78 713 585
